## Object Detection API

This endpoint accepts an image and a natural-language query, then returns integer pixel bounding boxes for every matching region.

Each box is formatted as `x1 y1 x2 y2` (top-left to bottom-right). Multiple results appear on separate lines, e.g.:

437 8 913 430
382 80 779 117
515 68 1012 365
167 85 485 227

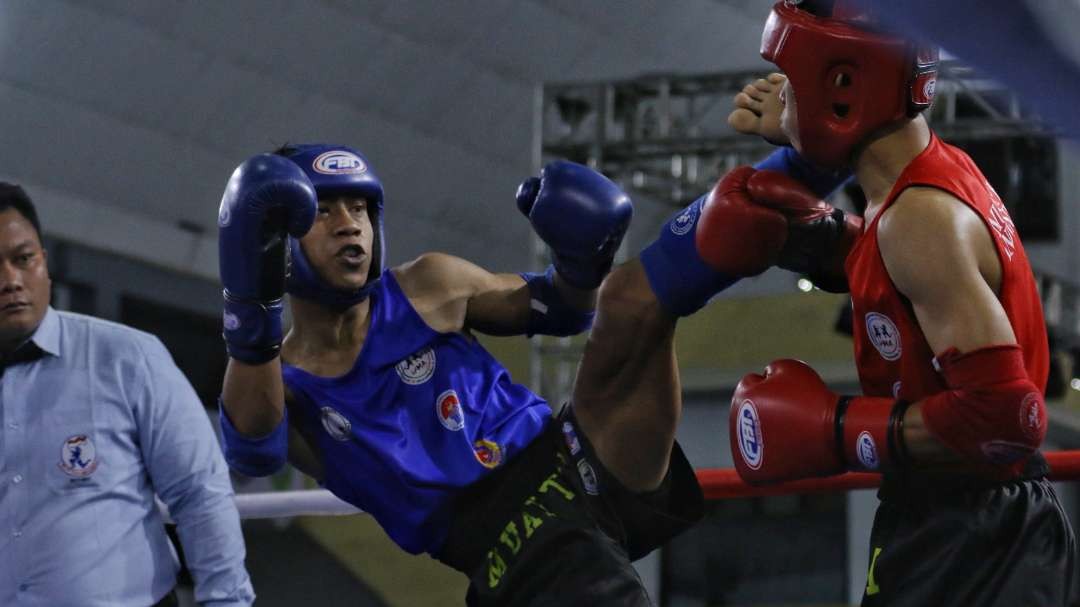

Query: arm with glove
217 153 317 477
729 187 1046 485
403 161 633 338
743 169 863 292
509 160 633 336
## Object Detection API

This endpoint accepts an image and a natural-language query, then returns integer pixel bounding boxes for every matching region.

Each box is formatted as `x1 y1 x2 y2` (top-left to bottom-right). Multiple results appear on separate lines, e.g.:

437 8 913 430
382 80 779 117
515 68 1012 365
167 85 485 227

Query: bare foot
727 73 789 145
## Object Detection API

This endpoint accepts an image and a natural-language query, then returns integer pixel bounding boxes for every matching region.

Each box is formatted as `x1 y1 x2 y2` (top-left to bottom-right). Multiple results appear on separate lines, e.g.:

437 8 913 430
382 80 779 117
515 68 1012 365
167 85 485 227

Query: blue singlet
282 270 551 554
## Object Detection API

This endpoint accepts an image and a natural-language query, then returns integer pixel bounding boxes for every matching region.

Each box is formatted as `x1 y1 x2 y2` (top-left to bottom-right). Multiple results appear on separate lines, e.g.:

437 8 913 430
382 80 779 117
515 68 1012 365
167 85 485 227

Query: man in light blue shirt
0 182 254 606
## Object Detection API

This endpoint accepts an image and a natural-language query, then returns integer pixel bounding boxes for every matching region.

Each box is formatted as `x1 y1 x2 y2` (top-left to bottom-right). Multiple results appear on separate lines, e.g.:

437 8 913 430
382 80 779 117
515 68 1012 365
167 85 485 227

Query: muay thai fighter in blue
216 143 844 605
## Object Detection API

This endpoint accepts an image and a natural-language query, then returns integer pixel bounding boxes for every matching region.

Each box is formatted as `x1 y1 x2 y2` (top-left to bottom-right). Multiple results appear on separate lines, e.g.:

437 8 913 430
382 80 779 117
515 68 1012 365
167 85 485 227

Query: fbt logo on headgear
313 150 367 175
736 400 764 470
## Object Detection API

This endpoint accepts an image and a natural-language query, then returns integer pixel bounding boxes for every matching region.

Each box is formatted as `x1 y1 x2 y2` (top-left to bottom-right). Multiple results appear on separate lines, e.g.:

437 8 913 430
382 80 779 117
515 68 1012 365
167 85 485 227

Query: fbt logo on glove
856 431 879 470
736 400 764 470
312 150 367 175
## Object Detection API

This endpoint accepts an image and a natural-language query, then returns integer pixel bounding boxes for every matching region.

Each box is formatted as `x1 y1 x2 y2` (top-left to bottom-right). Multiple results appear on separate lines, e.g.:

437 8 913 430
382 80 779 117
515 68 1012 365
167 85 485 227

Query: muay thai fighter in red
711 2 1078 605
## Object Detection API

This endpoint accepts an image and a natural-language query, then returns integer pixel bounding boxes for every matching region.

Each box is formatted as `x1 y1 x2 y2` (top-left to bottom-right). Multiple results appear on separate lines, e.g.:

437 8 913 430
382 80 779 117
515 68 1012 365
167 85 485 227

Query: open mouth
335 244 366 266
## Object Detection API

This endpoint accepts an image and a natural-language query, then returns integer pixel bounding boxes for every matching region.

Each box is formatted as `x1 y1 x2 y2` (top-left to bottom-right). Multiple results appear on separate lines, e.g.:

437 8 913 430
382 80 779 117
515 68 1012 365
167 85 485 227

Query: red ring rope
695 450 1080 500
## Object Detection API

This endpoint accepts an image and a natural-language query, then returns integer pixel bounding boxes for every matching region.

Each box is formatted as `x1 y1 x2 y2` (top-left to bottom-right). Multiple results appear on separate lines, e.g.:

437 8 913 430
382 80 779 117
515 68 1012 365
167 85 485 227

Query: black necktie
0 341 45 377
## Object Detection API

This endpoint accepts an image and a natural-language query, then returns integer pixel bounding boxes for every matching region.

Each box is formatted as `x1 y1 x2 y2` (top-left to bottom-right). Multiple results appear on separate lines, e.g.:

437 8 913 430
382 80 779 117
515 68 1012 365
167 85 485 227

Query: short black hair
0 182 42 241
272 143 299 157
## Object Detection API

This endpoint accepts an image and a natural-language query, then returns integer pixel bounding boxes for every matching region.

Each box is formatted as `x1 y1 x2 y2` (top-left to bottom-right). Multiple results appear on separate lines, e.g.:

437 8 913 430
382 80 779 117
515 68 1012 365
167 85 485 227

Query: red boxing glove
730 359 905 485
746 170 863 292
695 166 788 277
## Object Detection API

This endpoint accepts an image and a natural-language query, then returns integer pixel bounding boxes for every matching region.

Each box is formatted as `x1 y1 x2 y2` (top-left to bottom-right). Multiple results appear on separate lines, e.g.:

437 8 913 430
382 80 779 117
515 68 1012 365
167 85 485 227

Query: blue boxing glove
516 161 633 289
218 154 316 364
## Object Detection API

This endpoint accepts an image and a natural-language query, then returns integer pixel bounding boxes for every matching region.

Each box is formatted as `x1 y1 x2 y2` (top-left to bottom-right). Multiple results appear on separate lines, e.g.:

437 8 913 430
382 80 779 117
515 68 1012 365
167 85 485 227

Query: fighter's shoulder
392 252 479 304
394 252 468 290
878 187 984 253
877 187 986 295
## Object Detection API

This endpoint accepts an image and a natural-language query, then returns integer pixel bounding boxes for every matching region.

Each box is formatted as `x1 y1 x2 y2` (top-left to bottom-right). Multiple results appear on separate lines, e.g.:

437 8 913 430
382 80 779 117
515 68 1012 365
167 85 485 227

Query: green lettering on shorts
538 474 575 501
484 470 578 589
487 549 508 589
865 546 883 596
499 521 523 555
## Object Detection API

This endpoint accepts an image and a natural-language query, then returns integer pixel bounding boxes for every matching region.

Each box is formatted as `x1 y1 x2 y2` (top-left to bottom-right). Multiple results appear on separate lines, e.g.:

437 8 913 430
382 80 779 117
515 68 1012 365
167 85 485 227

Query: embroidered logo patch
58 434 99 478
320 407 352 441
435 389 465 431
670 199 699 236
577 459 600 495
865 312 901 361
980 440 1034 465
561 421 581 456
474 439 503 469
1020 392 1044 439
396 348 436 385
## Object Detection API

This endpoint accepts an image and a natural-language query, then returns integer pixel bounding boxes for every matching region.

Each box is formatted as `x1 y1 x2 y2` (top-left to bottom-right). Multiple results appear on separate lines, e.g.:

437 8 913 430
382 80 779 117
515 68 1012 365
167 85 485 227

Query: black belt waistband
879 451 1050 503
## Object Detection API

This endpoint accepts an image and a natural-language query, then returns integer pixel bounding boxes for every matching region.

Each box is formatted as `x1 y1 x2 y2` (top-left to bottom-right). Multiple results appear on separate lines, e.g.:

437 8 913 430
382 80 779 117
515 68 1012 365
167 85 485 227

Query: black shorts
862 456 1079 607
436 406 704 607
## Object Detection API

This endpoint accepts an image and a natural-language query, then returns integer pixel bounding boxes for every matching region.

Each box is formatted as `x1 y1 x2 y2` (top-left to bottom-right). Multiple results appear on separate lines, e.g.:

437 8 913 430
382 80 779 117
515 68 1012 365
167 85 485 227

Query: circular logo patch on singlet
856 431 879 470
435 390 465 431
865 312 902 361
396 348 436 385
320 407 353 442
58 434 99 478
735 400 764 471
473 439 503 469
670 200 699 236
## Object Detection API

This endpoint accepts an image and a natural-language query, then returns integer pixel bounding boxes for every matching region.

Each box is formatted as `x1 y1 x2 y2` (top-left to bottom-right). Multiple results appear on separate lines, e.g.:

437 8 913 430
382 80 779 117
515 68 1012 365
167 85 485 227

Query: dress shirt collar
19 306 61 359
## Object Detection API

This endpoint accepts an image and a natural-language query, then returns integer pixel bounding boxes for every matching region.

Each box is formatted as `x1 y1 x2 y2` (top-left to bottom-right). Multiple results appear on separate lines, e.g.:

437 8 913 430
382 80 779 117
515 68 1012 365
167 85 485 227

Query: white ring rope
158 490 363 524
235 489 362 518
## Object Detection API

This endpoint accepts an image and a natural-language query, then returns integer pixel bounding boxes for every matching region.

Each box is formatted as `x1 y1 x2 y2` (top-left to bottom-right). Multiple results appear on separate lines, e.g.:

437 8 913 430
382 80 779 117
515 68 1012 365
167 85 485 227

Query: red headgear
761 0 938 168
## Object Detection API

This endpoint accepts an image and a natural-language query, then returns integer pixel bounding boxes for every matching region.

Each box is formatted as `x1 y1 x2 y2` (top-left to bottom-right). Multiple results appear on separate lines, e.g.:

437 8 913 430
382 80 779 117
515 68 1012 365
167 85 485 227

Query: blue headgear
278 144 386 310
